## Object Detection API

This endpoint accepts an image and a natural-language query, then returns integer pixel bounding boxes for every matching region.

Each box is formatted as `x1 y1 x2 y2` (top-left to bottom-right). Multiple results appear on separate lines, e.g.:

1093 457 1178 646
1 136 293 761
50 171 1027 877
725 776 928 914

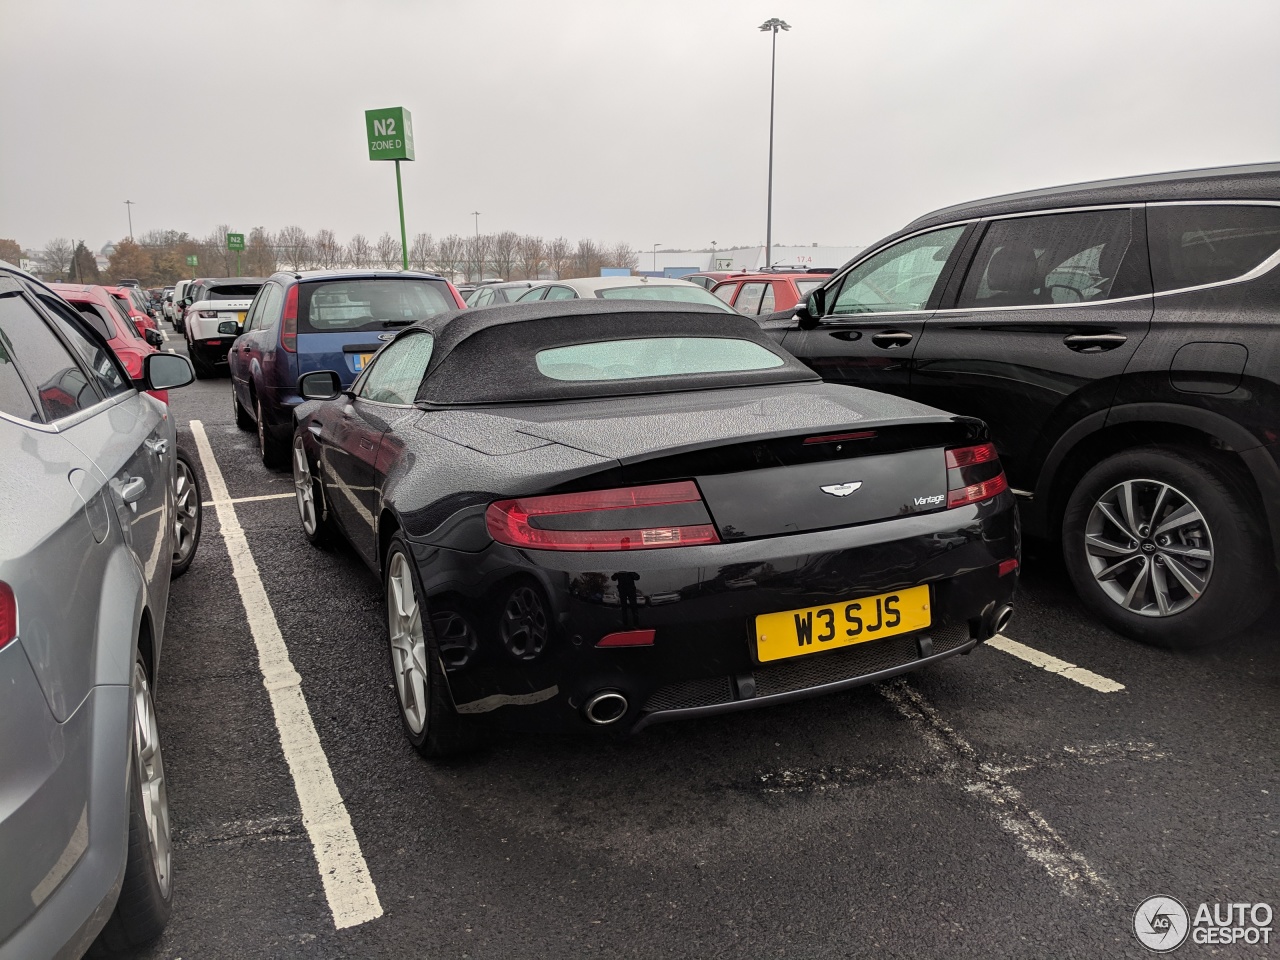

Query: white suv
180 278 265 379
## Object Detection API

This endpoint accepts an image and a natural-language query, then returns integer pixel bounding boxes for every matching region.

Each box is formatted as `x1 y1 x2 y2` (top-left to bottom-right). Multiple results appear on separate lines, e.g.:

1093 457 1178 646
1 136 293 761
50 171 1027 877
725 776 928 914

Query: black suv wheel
1062 446 1273 648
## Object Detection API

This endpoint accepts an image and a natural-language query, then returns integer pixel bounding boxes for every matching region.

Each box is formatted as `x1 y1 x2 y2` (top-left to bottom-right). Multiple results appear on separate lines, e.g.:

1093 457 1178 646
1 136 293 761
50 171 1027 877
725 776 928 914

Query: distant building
647 244 863 276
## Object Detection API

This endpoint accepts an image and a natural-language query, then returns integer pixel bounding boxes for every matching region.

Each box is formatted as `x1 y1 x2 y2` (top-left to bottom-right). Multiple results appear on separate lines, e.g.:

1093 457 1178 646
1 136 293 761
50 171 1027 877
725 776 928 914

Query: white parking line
987 634 1126 693
879 679 1115 902
201 492 295 508
189 420 383 930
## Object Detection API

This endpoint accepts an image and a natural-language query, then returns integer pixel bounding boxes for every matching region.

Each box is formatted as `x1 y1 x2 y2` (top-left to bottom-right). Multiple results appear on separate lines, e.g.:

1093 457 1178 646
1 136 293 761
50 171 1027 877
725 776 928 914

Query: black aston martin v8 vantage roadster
291 300 1018 755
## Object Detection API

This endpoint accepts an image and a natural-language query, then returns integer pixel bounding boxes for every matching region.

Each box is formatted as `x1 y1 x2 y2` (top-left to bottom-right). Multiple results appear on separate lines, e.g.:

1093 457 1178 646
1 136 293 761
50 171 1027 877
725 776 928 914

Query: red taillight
945 442 1008 508
998 558 1020 577
486 481 720 551
0 581 16 650
205 340 222 347
281 285 298 353
803 430 877 445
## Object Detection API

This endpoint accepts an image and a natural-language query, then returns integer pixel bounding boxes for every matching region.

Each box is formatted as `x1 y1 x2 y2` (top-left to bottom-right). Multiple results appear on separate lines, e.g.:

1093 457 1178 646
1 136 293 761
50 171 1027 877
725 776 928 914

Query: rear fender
91 544 147 690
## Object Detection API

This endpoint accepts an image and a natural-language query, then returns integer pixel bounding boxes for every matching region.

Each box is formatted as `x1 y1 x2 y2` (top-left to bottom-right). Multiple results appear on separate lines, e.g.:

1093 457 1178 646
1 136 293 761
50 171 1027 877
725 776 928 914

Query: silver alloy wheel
387 551 429 734
292 437 318 536
132 660 172 897
172 457 199 566
1083 478 1214 617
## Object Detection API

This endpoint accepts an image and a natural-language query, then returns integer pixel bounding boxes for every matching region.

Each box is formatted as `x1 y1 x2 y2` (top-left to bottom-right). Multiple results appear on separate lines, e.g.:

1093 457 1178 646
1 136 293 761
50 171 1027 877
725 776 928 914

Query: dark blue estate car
227 270 466 466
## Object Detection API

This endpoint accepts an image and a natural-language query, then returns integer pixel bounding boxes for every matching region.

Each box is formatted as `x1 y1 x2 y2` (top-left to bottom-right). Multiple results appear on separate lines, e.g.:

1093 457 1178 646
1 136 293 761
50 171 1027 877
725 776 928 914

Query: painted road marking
202 492 295 507
879 679 1114 902
987 634 1125 693
190 420 383 930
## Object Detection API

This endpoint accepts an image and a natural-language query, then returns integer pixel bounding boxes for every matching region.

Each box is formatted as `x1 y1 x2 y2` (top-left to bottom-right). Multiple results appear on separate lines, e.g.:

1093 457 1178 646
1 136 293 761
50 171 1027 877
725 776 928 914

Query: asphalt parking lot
138 339 1277 960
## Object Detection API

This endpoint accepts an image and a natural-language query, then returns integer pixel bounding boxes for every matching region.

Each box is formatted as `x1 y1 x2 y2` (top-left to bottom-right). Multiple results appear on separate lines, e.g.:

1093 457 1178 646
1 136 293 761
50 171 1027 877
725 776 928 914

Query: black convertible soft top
401 300 820 406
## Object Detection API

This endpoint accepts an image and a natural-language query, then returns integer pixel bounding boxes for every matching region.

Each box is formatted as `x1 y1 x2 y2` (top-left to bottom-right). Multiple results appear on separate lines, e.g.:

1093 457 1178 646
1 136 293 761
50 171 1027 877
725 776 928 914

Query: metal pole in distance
759 18 790 271
395 160 409 270
237 250 242 276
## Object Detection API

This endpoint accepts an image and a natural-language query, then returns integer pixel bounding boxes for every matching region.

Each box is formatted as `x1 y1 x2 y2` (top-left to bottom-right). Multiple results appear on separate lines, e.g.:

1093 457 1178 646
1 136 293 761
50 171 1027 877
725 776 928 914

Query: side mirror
298 370 343 401
217 320 240 336
181 297 192 307
143 352 195 391
144 328 164 347
798 288 825 329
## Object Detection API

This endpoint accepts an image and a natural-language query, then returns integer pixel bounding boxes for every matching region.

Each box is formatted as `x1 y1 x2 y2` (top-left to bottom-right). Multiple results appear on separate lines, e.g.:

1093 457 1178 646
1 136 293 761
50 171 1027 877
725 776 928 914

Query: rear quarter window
1148 204 1280 291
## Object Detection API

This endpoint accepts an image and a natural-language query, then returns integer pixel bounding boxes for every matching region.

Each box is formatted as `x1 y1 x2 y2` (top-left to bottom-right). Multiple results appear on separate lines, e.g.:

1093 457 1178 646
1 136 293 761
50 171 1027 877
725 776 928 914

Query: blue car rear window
299 279 455 334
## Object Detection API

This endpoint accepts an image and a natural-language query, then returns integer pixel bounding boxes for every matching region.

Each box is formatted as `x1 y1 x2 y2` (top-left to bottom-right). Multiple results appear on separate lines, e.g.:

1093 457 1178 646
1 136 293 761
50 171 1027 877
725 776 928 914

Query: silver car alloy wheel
1083 478 1214 617
132 660 172 898
172 457 199 566
292 437 318 536
387 550 429 735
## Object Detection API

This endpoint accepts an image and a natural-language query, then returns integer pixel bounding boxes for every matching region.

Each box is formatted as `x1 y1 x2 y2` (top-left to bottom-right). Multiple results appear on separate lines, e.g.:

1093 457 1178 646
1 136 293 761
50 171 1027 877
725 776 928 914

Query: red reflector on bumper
998 558 1020 577
803 430 877 445
596 629 655 648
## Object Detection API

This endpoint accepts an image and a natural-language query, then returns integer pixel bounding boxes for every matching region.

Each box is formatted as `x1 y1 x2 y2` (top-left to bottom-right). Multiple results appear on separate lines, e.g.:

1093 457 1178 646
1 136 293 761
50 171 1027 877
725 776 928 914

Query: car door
321 332 436 567
230 286 265 404
911 207 1154 490
236 282 281 411
781 224 971 397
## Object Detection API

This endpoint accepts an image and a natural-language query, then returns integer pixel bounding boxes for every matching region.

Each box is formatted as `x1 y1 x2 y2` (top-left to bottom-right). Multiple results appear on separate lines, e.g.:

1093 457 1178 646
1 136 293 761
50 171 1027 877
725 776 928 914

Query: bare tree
433 235 464 280
37 237 75 279
277 225 311 270
246 227 278 276
517 235 546 281
409 233 435 272
347 233 372 268
313 229 342 268
545 236 572 280
463 233 494 282
606 242 639 272
570 238 602 279
491 231 520 280
204 224 236 276
375 232 402 269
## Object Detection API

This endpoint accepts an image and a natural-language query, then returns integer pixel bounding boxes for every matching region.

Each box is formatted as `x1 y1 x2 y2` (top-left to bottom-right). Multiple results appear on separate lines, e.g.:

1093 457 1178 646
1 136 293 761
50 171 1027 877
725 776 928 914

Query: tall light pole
471 211 481 237
124 200 136 240
653 243 660 274
759 18 790 270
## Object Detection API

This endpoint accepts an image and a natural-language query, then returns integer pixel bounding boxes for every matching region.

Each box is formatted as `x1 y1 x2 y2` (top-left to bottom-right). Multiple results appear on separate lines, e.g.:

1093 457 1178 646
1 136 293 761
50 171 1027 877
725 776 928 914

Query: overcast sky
4 0 1279 254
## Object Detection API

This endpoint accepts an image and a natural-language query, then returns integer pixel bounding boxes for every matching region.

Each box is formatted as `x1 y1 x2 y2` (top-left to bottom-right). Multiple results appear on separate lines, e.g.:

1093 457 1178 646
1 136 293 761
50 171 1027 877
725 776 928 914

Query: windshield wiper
380 319 413 327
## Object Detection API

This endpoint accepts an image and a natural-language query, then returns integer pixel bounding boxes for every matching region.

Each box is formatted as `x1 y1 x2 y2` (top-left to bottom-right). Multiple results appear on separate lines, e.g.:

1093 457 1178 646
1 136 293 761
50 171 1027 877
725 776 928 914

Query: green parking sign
227 233 245 251
186 254 198 266
365 107 415 161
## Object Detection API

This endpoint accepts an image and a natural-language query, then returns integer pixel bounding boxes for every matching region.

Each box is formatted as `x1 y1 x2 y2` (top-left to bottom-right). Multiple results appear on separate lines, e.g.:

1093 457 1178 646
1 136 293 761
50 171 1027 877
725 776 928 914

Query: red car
49 284 170 403
104 285 159 335
711 271 833 317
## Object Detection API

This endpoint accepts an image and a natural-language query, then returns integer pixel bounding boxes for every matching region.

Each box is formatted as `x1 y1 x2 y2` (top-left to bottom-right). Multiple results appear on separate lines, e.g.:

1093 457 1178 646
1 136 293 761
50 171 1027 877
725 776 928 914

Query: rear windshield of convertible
536 337 784 381
416 308 818 405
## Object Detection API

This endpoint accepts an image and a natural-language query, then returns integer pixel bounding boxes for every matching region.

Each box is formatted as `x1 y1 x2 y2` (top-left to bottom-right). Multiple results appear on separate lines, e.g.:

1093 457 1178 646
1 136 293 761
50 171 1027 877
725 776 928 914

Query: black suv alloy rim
1083 478 1214 617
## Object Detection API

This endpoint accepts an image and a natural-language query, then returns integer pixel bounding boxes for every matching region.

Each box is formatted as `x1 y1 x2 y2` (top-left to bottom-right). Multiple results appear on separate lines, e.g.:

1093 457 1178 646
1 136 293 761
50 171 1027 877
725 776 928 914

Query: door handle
145 438 168 459
871 331 913 349
241 346 251 354
359 438 376 450
1063 333 1127 352
120 476 146 506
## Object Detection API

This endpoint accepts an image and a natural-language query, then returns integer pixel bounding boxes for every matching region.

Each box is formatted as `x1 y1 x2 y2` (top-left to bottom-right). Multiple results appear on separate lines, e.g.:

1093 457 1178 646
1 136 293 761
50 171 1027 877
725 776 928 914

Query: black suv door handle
871 331 913 349
1064 333 1127 352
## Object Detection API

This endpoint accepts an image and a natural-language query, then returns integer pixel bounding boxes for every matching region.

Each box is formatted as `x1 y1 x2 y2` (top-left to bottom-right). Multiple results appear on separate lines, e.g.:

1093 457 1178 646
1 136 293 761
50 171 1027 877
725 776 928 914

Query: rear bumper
0 644 129 960
413 492 1019 734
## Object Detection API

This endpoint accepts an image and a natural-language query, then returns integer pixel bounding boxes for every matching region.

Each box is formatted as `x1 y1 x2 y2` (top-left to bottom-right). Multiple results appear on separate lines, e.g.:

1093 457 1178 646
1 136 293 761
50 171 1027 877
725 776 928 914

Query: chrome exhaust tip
583 690 629 726
993 604 1014 635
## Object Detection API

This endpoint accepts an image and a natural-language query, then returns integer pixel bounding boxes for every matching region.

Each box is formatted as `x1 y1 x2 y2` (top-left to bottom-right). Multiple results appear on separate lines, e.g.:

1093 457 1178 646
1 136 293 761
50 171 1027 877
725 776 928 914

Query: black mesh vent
640 622 971 714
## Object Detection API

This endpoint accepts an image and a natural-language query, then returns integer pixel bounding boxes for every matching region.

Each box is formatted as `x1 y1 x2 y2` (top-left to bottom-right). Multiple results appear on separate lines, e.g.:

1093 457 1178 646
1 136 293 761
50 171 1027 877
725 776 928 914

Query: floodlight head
758 18 791 32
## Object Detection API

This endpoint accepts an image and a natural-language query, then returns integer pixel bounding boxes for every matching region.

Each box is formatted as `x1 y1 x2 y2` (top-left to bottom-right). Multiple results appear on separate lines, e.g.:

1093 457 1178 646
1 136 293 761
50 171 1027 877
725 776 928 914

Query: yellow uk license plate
754 585 931 663
353 352 374 371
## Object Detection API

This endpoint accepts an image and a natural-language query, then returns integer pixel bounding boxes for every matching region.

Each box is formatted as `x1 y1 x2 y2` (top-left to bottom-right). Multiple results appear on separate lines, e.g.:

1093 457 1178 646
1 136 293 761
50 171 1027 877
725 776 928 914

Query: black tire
1062 446 1274 648
89 656 173 955
291 433 336 548
170 447 202 579
256 397 286 469
190 349 212 380
384 533 479 757
233 386 254 430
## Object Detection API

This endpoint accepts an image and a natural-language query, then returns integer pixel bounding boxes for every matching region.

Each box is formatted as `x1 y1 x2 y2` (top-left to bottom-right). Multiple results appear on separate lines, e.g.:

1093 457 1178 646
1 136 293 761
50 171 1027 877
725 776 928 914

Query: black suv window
829 225 966 315
1147 204 1280 291
958 209 1147 308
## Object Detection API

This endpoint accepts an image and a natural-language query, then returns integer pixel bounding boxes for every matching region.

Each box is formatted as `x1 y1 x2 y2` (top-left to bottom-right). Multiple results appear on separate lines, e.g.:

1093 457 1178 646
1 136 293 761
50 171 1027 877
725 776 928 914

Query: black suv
777 162 1280 648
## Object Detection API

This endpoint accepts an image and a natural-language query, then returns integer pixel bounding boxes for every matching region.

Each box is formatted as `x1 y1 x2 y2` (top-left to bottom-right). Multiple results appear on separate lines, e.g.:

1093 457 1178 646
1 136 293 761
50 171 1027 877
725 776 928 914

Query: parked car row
0 261 202 958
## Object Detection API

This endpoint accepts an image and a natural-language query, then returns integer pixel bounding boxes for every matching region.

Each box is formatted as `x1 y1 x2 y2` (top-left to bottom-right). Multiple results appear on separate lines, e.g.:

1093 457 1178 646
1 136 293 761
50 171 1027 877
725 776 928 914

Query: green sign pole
365 107 415 271
186 253 198 278
395 160 408 270
226 233 245 276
